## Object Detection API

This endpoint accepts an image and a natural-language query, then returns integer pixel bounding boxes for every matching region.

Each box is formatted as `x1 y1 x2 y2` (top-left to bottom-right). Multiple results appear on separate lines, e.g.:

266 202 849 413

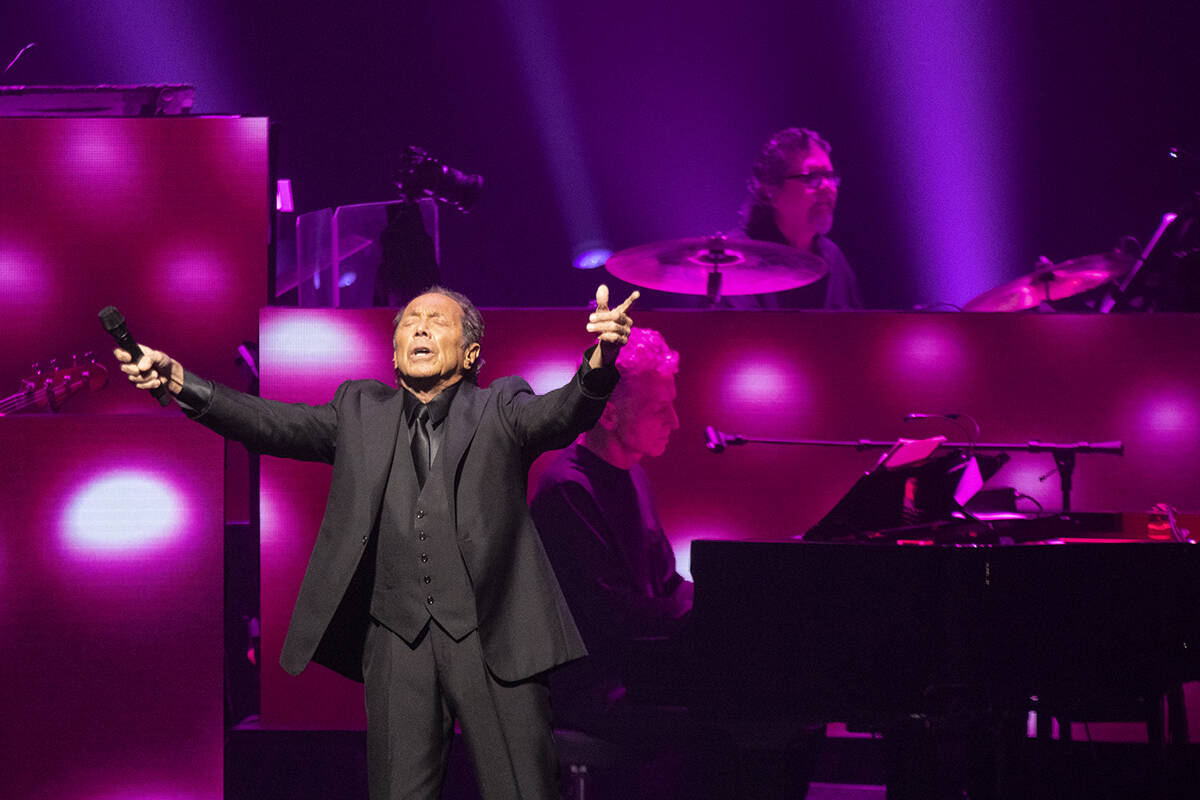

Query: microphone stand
705 427 1123 513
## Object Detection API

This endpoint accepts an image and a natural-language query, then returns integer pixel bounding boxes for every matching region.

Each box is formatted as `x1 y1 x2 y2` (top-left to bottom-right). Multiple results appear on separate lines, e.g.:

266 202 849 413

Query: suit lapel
362 388 409 515
440 381 489 490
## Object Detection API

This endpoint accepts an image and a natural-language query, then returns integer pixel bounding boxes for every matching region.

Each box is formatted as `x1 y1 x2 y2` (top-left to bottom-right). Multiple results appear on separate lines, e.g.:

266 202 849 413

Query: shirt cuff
175 369 214 413
579 345 619 398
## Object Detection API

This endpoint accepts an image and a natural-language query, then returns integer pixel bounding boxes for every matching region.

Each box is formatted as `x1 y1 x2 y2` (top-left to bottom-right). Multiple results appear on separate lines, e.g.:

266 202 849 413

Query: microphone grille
98 305 125 332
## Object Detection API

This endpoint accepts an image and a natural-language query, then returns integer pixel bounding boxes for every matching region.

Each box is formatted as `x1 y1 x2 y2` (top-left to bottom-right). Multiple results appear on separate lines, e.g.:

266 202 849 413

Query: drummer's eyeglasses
782 170 841 189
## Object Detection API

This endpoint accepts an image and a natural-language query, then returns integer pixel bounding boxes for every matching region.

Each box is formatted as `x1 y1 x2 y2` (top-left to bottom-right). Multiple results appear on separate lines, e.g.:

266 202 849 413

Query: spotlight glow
61 471 189 556
726 356 808 413
857 0 1015 305
670 526 739 582
573 247 613 270
160 246 233 304
883 323 968 376
0 239 53 306
1142 394 1198 434
261 314 374 371
523 357 580 394
59 120 145 207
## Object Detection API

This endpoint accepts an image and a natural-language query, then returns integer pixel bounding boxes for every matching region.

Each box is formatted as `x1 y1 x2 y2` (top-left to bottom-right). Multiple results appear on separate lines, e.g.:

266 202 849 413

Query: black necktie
412 406 431 489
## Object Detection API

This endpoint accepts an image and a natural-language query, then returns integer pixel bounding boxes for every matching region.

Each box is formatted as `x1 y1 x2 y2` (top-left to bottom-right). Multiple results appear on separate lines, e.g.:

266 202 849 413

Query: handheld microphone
98 306 171 407
705 426 725 453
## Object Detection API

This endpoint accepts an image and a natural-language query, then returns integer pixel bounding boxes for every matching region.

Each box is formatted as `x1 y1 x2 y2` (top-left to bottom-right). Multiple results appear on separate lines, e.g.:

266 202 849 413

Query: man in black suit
116 284 638 800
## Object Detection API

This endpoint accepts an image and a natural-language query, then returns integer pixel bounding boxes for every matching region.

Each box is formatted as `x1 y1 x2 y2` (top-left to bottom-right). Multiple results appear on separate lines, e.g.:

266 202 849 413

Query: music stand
803 437 1006 541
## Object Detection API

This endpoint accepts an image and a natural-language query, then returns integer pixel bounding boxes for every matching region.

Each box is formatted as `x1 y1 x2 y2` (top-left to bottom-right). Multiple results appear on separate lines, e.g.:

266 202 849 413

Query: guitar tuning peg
30 360 42 375
48 358 61 372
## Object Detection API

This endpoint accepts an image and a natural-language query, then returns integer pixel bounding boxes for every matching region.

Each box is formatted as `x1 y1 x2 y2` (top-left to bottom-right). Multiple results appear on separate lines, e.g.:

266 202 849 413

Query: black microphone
704 426 726 453
98 306 171 407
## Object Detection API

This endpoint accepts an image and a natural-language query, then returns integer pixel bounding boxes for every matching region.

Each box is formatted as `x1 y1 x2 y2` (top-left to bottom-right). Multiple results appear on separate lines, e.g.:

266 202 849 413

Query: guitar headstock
4 353 110 415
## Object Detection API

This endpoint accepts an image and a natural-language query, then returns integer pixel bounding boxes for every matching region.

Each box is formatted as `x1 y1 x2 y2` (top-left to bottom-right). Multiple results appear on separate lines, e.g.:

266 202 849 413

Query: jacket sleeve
498 346 618 458
184 378 345 464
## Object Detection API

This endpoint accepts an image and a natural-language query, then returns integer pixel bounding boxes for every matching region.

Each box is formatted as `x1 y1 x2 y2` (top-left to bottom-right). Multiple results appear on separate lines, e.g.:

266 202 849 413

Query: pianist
530 328 712 796
531 327 690 727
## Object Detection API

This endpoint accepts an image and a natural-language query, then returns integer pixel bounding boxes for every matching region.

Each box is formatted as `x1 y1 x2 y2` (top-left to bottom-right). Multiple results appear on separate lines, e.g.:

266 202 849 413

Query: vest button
420 554 428 562
418 532 427 541
426 596 435 605
423 576 431 584
360 535 368 545
416 509 426 519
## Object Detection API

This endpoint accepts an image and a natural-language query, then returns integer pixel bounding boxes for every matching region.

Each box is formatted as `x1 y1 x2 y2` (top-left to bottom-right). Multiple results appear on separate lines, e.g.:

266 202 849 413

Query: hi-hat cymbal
963 251 1135 312
603 235 827 296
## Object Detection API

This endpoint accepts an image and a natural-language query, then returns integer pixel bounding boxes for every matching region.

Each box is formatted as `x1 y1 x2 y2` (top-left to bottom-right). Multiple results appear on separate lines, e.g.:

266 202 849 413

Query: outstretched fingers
586 285 639 346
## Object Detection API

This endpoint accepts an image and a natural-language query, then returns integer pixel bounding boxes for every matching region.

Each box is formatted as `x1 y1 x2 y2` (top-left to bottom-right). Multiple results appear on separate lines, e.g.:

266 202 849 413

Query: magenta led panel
0 117 268 415
1 416 225 800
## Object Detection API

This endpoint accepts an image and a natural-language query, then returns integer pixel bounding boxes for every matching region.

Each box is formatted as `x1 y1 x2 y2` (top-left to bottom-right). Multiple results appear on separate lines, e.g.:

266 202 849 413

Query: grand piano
629 444 1200 799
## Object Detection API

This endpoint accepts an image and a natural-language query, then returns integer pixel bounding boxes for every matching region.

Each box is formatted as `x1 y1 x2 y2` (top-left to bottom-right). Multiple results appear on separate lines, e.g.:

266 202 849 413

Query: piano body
621 436 1200 796
686 535 1200 724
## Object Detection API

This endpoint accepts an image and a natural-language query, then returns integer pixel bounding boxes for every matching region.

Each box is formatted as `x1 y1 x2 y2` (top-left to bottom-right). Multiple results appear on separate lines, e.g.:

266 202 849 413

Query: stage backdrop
0 416 225 800
256 307 1200 729
1 115 270 799
0 116 268 416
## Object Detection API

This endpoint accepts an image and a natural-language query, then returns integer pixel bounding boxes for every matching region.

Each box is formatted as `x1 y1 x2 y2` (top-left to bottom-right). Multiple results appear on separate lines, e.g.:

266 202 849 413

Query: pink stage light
725 354 809 414
0 239 53 308
878 322 970 395
888 325 966 372
260 477 316 549
261 313 379 377
90 788 216 800
521 355 581 394
1141 392 1199 436
159 244 235 305
669 525 739 581
58 120 145 215
60 470 189 557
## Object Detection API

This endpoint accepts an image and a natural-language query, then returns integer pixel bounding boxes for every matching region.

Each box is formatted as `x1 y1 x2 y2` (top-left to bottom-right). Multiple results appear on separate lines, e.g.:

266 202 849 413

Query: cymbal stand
702 235 728 306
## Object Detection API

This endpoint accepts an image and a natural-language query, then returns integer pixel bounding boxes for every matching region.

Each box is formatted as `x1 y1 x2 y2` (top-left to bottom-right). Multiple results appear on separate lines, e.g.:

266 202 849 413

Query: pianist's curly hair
611 328 679 405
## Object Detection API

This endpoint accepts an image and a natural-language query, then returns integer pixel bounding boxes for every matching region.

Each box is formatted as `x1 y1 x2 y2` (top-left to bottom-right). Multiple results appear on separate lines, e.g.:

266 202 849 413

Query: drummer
738 127 862 309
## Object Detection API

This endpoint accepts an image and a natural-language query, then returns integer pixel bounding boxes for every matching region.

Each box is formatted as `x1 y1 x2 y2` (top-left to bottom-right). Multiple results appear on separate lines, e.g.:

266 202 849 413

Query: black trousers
363 618 558 800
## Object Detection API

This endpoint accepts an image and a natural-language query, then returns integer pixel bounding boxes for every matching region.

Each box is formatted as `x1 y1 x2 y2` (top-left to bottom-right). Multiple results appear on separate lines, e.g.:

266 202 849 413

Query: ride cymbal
604 234 827 296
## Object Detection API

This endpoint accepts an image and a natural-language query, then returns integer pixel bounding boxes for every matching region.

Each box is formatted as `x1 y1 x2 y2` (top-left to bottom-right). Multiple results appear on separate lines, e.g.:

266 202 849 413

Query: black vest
370 417 478 643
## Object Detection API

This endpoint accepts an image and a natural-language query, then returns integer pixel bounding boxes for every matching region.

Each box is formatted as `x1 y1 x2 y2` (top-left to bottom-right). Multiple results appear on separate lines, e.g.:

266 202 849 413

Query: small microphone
705 426 726 453
98 306 171 407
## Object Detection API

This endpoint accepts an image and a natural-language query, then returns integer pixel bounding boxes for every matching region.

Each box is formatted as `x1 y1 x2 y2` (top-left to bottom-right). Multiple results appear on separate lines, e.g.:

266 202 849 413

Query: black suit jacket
190 365 607 682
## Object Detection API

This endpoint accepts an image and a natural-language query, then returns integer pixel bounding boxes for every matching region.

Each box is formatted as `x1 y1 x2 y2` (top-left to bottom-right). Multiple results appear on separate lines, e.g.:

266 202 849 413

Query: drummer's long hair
741 127 832 243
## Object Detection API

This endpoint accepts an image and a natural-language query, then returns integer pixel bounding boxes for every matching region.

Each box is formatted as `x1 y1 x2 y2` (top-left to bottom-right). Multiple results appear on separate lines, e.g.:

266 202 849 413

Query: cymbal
603 235 827 296
963 251 1135 312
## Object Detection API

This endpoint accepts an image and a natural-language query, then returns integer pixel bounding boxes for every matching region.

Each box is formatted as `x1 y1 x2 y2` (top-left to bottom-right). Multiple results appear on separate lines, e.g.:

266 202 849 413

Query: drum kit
602 232 1135 310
